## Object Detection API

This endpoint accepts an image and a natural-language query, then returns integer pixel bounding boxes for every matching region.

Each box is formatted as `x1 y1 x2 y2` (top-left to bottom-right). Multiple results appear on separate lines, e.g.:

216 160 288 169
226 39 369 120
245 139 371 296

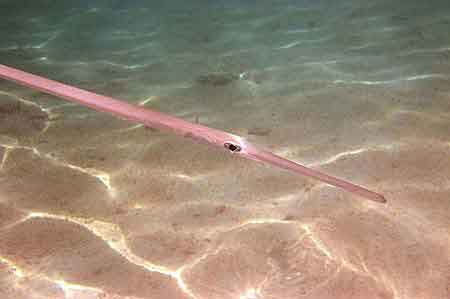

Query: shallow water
0 1 449 298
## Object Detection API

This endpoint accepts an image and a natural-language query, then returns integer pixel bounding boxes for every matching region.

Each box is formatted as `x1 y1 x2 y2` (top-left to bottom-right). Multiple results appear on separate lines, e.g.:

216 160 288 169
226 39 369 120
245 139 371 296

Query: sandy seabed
1 1 450 298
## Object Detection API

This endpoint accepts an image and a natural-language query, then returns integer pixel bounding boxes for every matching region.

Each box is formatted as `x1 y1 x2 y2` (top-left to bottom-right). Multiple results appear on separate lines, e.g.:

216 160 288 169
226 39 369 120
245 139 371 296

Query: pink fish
0 64 386 203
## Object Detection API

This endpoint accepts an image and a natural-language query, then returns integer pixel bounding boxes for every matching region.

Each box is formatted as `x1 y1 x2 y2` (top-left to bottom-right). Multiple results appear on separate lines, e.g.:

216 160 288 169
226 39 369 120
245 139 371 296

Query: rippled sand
1 1 450 298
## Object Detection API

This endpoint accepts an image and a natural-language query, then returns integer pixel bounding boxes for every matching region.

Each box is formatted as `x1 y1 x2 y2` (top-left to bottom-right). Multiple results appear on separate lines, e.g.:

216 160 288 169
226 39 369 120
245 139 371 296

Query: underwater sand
0 1 449 298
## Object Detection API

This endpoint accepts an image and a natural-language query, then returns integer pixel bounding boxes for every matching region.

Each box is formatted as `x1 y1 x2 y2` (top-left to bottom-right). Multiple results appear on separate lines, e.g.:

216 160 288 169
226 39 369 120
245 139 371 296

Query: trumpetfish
0 64 386 203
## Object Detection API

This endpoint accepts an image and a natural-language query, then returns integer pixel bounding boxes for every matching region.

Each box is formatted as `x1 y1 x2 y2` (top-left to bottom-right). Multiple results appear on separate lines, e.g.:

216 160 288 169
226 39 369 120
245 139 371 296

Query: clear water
0 1 449 298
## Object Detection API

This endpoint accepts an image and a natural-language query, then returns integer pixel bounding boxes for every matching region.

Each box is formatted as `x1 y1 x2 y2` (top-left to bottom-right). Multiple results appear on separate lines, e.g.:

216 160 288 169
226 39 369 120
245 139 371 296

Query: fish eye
224 142 241 152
